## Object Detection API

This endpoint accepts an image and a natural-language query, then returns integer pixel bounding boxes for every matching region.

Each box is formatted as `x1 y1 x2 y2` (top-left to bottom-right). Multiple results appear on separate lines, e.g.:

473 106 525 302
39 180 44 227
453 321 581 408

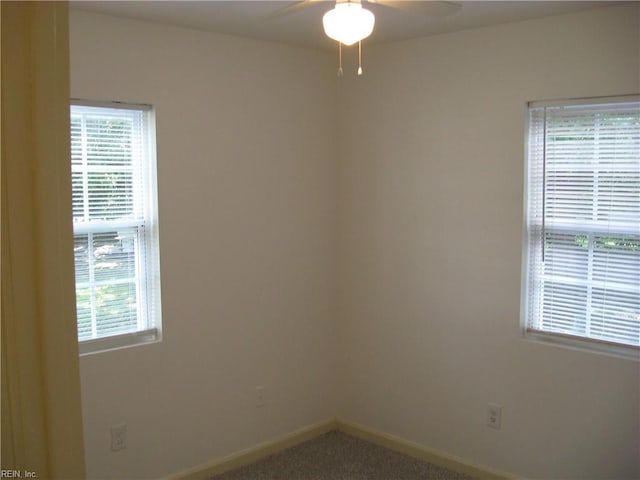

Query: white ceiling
71 1 622 51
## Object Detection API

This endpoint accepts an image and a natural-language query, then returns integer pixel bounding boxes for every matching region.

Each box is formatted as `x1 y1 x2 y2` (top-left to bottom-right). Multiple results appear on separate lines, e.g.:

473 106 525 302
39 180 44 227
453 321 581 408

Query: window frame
521 94 640 359
71 99 162 355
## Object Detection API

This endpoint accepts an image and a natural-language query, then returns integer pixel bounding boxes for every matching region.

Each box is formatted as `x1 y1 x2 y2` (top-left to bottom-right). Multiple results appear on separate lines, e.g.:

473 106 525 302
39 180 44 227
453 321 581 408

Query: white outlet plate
111 423 127 451
487 404 502 429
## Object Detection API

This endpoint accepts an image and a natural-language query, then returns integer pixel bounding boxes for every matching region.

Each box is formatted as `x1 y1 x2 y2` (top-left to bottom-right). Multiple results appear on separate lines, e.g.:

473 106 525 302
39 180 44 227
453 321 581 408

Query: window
522 96 640 355
71 101 161 354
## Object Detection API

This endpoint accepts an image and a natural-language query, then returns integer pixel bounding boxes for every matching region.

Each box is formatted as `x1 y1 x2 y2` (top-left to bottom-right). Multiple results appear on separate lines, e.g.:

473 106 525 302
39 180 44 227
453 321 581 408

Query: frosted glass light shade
322 3 375 46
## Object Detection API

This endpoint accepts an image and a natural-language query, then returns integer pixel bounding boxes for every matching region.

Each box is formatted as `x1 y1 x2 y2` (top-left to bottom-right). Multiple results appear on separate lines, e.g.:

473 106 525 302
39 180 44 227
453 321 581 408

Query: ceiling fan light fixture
322 2 375 46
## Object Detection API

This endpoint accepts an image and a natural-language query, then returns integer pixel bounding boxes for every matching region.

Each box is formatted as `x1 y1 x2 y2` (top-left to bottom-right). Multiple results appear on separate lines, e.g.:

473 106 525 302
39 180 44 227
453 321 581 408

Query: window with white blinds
523 96 640 353
71 101 161 354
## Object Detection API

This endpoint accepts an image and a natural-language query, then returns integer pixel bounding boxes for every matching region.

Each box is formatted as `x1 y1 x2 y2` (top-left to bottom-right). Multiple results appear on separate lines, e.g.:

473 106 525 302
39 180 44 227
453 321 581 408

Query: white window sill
524 328 640 361
79 328 160 356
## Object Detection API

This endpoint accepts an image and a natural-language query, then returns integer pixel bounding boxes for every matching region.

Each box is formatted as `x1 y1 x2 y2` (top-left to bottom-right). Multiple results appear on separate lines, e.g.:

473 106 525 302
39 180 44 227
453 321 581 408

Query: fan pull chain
337 42 343 77
357 40 363 75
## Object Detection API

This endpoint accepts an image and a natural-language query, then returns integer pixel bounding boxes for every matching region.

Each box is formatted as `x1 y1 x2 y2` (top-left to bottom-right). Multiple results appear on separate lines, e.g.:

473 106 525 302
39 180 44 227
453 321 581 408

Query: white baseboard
336 418 519 480
165 418 338 480
166 417 518 480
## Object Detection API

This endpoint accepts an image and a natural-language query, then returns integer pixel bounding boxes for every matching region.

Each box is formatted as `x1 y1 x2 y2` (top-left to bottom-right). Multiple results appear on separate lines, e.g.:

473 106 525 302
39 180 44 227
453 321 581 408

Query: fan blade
367 0 461 17
269 0 328 18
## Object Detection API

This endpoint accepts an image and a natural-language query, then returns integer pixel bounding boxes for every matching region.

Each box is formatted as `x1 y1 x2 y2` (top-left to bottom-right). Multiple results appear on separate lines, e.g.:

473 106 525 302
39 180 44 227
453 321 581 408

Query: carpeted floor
210 431 474 480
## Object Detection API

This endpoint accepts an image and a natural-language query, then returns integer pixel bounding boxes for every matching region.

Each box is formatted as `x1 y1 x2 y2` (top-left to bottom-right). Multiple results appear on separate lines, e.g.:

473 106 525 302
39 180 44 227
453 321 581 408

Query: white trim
72 219 143 235
521 96 640 353
2 3 86 475
524 329 640 361
164 418 338 480
336 419 519 480
528 94 640 108
79 328 160 355
71 101 162 351
164 418 519 480
71 97 152 111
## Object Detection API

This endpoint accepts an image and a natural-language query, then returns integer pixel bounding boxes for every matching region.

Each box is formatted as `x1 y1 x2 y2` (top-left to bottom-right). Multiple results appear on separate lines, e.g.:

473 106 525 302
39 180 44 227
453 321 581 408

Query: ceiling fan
272 0 462 76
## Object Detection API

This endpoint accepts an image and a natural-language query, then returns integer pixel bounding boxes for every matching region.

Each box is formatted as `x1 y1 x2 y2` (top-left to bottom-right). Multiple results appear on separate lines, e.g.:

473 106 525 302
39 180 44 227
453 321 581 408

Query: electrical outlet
487 404 502 429
256 386 265 408
111 423 127 451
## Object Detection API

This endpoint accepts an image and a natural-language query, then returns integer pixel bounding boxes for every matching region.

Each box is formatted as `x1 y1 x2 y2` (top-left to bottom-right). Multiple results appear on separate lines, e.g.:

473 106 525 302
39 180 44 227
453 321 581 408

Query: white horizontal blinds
71 106 146 224
71 105 152 341
73 231 140 339
526 99 640 348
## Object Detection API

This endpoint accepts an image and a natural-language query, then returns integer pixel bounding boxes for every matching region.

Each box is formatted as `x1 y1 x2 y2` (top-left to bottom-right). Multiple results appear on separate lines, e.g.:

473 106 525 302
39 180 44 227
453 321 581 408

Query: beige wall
337 4 640 479
70 10 339 479
71 4 640 480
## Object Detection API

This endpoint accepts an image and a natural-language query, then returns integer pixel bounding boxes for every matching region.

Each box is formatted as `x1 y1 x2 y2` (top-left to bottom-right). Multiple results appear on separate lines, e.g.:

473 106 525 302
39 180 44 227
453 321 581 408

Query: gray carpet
210 431 474 480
